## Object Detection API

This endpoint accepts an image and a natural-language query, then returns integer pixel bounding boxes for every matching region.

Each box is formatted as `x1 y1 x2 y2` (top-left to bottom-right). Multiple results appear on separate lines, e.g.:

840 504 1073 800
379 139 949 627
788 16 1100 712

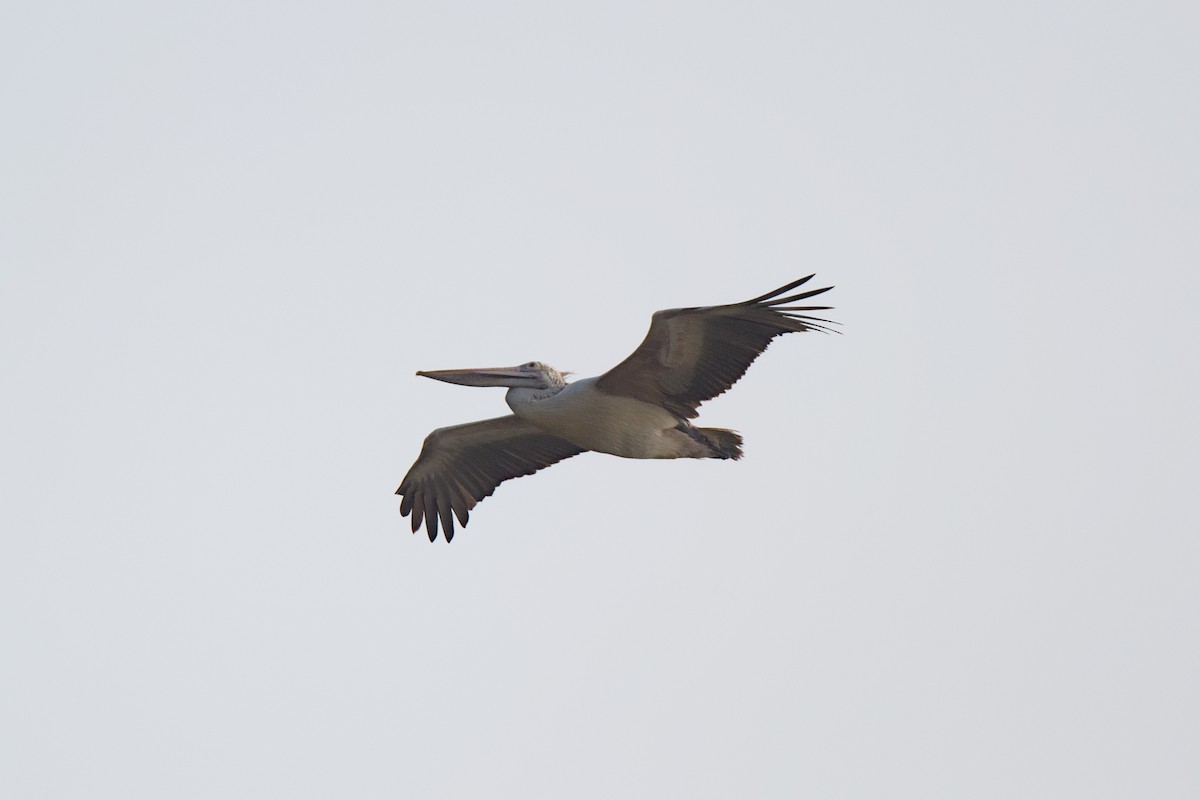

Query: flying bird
396 275 836 541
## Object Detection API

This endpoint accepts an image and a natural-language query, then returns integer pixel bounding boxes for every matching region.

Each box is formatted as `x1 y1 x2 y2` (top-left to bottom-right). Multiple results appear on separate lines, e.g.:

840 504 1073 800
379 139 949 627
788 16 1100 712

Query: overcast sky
3 1 1198 798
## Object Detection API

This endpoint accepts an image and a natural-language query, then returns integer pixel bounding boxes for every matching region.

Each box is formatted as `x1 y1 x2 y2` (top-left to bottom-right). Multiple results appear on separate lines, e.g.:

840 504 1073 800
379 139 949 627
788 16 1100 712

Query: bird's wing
396 414 586 542
595 275 836 420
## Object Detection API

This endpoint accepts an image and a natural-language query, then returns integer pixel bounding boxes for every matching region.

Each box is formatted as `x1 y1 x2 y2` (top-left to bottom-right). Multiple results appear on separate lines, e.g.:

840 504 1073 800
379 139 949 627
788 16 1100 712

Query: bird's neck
505 384 564 411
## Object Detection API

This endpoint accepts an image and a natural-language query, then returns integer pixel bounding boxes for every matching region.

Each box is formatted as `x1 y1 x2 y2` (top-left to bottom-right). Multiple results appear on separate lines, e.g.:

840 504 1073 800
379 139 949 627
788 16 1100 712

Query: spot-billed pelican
397 275 836 541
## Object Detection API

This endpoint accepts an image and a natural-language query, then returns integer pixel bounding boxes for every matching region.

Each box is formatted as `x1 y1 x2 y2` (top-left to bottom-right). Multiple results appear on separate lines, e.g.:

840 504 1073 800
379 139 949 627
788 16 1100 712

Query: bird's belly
512 381 692 459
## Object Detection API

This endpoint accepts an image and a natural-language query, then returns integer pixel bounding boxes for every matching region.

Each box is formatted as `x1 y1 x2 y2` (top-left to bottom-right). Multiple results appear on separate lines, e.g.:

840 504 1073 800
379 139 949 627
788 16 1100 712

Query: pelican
397 275 836 541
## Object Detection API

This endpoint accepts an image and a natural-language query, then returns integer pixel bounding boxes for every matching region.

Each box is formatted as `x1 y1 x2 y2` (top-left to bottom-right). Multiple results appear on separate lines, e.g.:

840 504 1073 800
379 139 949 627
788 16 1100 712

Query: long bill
415 366 537 388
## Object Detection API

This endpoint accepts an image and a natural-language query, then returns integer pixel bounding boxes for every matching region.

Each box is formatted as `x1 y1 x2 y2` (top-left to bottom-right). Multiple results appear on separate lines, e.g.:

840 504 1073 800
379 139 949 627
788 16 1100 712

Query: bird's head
416 361 568 392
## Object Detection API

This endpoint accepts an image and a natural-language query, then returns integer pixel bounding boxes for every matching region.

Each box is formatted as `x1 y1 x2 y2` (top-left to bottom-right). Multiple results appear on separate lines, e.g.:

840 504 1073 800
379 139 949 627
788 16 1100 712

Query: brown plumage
397 415 585 541
595 275 835 419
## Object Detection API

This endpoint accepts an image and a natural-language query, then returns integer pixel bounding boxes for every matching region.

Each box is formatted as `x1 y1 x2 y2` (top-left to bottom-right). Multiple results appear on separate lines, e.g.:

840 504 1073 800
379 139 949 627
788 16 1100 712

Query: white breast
508 377 686 458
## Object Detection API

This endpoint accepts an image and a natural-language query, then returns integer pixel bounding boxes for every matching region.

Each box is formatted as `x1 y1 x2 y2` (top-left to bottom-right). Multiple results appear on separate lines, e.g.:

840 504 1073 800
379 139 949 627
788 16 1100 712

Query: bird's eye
525 362 537 368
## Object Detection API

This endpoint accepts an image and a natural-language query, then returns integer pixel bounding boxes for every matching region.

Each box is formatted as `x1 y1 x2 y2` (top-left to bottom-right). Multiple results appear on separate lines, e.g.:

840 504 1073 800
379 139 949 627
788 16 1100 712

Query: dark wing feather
396 415 586 542
595 275 836 419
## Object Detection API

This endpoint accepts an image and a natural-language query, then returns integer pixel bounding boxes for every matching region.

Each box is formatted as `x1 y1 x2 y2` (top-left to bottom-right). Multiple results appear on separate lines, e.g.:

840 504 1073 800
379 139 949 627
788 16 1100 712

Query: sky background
3 1 1198 797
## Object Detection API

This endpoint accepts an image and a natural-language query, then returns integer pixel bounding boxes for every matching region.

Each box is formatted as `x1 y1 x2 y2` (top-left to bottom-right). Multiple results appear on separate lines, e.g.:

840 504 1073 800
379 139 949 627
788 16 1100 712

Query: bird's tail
698 427 744 460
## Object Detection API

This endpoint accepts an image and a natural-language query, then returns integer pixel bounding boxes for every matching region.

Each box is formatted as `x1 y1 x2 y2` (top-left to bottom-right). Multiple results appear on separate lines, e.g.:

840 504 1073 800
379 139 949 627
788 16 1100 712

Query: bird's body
508 377 710 459
397 276 837 541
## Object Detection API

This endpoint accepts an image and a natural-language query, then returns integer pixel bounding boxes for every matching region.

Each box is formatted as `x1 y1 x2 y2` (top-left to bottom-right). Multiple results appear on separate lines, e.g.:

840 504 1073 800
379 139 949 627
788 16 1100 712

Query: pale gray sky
3 1 1198 798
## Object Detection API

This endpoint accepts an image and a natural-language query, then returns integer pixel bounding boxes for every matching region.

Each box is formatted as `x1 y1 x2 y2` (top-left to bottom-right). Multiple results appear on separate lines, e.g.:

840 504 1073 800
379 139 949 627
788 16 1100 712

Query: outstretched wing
396 415 586 542
595 275 836 419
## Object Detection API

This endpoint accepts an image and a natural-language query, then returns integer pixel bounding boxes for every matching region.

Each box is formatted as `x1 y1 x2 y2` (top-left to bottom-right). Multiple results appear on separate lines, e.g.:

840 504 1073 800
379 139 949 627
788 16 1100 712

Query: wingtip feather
769 284 833 305
742 275 816 305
